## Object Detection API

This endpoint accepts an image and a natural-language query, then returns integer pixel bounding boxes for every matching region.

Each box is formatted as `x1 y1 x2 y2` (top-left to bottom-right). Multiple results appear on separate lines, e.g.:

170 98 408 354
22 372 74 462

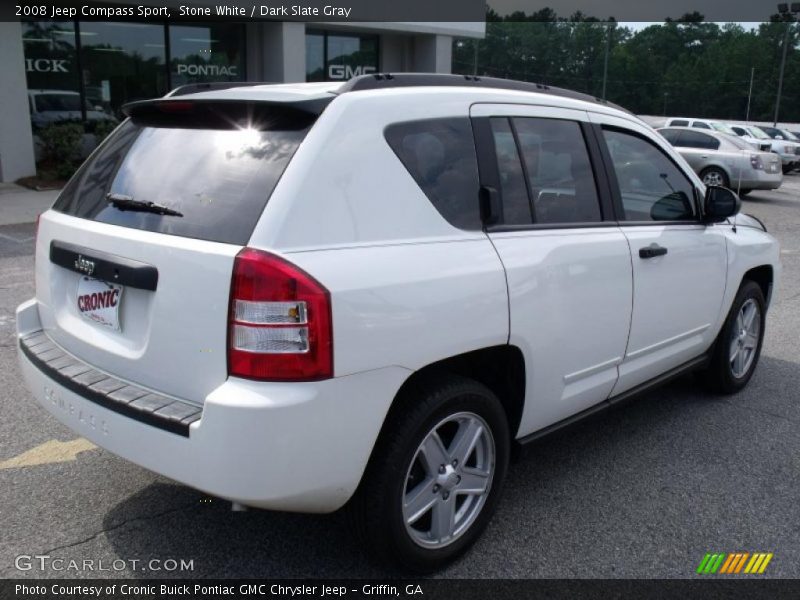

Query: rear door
471 104 633 436
35 100 317 403
589 112 727 394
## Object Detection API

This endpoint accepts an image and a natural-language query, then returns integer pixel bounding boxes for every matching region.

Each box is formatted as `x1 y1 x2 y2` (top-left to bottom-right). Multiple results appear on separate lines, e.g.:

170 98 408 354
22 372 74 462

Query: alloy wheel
402 412 495 549
729 298 761 379
703 170 725 187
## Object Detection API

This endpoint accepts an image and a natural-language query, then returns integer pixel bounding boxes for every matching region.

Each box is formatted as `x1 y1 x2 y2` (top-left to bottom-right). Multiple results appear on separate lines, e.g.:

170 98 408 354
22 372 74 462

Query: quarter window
385 118 481 230
602 128 697 222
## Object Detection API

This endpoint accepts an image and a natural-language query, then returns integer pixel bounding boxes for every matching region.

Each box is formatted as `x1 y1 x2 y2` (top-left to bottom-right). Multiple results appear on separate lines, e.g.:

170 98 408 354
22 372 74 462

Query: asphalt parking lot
1 176 798 579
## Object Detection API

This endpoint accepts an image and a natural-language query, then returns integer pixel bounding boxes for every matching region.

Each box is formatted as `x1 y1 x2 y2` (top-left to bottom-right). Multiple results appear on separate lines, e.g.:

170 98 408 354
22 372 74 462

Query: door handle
639 244 668 259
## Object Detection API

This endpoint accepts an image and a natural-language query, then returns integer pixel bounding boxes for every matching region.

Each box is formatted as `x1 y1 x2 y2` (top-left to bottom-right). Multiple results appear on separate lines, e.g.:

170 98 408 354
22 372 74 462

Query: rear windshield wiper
106 193 183 217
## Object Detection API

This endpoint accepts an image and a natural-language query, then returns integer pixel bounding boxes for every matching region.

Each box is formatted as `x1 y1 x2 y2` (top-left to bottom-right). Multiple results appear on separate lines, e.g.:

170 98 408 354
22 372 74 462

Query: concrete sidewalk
0 183 60 226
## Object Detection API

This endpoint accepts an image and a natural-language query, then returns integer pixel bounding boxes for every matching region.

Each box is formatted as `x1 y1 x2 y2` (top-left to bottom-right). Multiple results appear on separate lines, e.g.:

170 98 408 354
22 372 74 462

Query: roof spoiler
121 97 332 129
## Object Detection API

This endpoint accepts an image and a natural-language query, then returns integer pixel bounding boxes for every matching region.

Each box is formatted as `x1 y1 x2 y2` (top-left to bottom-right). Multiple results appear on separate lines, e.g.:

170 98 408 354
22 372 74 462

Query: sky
488 0 779 22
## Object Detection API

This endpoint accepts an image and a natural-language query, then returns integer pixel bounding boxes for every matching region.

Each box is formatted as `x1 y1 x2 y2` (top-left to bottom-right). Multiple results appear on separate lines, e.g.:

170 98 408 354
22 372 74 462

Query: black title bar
1 0 787 22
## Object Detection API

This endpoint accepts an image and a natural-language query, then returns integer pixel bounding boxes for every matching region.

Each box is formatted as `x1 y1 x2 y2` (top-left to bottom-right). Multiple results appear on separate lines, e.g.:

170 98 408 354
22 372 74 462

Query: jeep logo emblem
74 256 95 276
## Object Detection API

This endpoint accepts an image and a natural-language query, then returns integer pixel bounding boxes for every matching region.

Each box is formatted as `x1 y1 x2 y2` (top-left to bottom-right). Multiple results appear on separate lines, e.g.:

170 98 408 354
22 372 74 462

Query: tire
738 189 752 197
700 166 730 188
349 374 510 572
702 280 766 394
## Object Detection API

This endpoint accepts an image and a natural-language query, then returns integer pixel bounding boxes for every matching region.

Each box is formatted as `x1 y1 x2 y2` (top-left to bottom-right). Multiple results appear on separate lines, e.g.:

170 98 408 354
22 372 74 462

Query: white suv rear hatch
35 98 321 403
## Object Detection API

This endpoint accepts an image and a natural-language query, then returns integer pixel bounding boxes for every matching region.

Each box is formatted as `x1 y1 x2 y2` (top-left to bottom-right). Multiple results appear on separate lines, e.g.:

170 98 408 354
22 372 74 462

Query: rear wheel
738 188 752 197
701 280 766 394
700 166 730 188
350 374 510 572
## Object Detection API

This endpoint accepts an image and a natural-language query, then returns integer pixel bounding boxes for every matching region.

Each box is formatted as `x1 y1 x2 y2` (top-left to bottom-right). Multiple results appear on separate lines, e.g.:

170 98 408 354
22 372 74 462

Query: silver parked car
658 127 782 195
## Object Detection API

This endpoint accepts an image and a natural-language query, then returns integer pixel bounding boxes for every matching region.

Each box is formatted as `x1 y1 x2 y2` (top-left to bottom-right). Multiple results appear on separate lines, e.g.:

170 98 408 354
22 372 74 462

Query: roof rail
337 73 629 113
165 81 277 97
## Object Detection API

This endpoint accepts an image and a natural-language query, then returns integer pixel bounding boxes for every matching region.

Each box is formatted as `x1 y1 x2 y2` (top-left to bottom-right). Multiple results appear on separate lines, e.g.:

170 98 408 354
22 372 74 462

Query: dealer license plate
77 276 123 331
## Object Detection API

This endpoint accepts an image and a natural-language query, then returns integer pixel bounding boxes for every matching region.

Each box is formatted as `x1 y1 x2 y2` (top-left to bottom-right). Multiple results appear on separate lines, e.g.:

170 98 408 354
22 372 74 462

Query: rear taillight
228 248 333 381
750 154 764 170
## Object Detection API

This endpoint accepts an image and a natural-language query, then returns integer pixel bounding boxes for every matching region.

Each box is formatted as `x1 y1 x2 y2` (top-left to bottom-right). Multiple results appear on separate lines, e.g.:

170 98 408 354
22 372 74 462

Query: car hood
732 212 767 232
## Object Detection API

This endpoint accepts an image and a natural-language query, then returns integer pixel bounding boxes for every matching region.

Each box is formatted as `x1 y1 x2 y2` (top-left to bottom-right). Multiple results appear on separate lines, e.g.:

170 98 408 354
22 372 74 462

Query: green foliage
454 11 800 121
92 120 117 145
38 122 83 180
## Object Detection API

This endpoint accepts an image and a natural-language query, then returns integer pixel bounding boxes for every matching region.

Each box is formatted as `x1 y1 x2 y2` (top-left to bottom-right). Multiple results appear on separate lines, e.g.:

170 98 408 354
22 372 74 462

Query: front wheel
350 375 510 572
702 280 766 394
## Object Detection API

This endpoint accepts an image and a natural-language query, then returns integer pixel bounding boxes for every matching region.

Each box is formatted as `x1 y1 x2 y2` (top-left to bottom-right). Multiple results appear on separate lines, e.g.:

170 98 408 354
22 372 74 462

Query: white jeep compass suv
17 74 780 571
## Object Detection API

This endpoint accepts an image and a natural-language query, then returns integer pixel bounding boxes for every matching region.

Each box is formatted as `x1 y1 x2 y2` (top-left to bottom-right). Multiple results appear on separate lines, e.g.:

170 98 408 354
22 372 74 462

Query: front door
590 113 728 394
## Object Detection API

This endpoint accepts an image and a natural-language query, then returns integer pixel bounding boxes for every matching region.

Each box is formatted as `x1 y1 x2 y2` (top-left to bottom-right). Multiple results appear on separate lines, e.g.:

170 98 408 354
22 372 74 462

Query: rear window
53 104 314 245
384 118 481 230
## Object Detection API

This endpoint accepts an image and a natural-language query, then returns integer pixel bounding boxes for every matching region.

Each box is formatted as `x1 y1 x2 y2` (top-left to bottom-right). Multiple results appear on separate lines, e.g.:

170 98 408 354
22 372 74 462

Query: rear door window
675 130 720 150
489 118 532 224
512 117 602 224
384 118 481 230
53 104 314 245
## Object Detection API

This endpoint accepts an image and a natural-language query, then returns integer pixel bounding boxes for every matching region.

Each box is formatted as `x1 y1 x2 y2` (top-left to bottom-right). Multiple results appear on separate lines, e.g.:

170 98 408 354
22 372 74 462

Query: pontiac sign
175 64 238 77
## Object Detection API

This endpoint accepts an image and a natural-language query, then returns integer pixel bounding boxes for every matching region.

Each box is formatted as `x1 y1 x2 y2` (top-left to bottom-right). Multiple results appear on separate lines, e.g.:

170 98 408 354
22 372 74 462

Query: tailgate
36 211 238 403
31 98 321 403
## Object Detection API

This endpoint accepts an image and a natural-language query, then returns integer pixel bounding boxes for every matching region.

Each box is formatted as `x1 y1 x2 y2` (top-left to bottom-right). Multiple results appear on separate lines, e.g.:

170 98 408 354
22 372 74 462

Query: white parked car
727 123 776 153
17 75 780 571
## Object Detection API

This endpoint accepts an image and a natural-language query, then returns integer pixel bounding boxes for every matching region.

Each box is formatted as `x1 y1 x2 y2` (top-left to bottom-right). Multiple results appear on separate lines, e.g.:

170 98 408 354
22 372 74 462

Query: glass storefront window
22 20 82 130
306 31 325 82
79 21 167 123
306 31 378 81
169 24 245 86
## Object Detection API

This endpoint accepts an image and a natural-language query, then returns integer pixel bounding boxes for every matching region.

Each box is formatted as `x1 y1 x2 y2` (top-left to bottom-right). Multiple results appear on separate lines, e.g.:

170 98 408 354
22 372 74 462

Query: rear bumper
16 299 409 512
739 169 783 190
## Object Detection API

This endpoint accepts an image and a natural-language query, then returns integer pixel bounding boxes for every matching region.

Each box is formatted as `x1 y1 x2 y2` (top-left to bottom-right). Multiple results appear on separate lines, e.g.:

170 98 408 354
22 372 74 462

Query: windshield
34 93 82 113
724 135 755 151
746 127 770 139
781 129 799 141
54 114 313 245
710 122 737 135
758 126 783 139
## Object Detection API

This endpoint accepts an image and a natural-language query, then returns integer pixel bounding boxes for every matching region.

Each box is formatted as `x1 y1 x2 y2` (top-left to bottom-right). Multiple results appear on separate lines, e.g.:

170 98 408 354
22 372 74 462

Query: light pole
601 21 615 100
773 3 800 126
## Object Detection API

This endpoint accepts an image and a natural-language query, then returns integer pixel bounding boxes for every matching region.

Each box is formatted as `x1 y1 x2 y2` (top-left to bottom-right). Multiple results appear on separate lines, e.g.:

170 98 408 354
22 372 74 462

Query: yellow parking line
0 438 97 470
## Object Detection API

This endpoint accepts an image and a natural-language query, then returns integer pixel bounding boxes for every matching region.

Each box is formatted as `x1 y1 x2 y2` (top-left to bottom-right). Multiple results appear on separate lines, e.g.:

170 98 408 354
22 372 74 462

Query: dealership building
0 11 483 182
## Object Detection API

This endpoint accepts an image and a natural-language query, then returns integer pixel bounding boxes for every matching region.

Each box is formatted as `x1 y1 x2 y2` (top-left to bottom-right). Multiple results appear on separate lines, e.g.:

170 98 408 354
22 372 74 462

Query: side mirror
775 135 784 140
704 186 741 223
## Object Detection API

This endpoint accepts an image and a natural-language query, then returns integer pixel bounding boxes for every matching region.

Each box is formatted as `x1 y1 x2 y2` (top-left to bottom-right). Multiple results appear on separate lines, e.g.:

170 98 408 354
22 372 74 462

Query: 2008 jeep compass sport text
17 74 780 571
